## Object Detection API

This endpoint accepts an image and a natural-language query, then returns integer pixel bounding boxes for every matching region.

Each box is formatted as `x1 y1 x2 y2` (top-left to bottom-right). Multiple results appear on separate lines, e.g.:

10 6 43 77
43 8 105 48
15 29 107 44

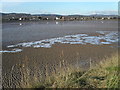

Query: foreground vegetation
3 53 119 88
31 53 119 88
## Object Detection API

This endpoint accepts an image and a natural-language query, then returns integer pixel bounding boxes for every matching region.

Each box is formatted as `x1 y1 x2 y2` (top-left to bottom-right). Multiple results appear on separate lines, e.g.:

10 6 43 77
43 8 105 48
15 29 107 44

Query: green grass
30 53 119 88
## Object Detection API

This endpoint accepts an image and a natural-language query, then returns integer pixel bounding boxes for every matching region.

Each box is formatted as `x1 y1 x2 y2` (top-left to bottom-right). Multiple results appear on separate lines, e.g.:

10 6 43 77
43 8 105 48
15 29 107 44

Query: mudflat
2 20 118 75
3 44 118 74
2 20 118 87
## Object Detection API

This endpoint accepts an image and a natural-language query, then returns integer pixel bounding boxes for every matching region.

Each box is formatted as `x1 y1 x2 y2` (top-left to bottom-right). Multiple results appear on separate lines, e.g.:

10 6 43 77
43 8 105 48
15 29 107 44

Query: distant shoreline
1 19 118 23
1 13 118 22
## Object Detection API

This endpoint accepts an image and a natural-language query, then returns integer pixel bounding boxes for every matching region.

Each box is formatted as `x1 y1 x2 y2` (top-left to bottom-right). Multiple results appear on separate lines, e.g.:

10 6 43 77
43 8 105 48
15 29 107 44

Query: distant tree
113 17 117 19
38 17 42 20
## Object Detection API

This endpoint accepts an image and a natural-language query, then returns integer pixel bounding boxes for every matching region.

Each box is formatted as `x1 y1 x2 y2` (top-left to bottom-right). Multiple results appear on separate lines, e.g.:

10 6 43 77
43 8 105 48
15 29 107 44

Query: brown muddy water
2 20 118 88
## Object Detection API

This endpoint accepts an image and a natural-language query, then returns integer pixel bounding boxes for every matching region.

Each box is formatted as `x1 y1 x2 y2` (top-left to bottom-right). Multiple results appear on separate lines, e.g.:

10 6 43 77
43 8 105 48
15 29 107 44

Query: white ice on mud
2 31 118 53
0 49 22 53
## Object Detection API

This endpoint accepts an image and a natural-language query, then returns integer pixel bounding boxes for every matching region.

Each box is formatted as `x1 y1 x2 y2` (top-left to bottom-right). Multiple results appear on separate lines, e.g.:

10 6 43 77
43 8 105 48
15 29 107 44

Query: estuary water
2 20 118 52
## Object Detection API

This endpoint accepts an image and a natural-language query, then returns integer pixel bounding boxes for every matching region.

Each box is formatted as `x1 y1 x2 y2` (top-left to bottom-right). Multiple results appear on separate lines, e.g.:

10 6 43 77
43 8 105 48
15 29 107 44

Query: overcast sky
1 2 118 15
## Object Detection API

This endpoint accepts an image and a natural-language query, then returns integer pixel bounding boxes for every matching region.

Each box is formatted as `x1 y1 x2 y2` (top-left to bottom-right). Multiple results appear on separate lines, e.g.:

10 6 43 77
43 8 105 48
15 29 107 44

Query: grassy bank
3 53 119 88
28 53 119 88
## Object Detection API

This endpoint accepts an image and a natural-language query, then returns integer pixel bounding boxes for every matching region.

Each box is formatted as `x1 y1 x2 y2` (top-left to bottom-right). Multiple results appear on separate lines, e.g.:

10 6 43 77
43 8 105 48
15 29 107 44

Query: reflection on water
55 21 59 25
19 23 22 26
101 21 104 23
46 22 49 24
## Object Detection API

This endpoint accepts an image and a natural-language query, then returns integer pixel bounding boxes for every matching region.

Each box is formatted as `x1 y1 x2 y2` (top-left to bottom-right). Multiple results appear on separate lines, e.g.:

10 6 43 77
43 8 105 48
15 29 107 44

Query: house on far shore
60 16 65 20
55 17 60 20
19 18 22 21
107 17 111 20
2 13 118 21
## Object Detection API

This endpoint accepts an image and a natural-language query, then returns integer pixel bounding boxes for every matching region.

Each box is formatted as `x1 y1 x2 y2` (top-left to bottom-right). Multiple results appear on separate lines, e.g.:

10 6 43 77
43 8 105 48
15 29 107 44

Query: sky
1 2 118 15
1 0 119 2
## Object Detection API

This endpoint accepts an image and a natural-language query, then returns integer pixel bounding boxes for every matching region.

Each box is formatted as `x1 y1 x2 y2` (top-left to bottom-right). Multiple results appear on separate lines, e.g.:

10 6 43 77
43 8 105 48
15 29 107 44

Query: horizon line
1 12 118 16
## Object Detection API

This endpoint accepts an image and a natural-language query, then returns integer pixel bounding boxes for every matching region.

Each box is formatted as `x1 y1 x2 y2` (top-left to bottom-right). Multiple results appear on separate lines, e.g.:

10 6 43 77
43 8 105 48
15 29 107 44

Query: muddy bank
2 20 118 88
2 44 118 74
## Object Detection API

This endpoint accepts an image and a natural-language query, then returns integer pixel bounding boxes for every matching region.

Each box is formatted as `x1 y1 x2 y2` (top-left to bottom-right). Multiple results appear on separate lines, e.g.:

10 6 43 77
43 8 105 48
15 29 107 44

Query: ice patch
101 42 111 44
4 31 118 53
33 44 51 48
0 49 22 53
82 36 100 45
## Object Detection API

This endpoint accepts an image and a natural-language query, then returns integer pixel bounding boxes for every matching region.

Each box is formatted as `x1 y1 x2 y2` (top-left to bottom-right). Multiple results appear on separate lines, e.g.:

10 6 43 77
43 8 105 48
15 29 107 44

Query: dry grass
32 53 119 88
2 52 119 88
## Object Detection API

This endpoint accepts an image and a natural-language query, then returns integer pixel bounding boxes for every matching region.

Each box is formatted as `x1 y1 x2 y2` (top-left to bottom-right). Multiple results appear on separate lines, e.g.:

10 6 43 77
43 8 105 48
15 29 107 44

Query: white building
19 18 22 21
56 17 59 20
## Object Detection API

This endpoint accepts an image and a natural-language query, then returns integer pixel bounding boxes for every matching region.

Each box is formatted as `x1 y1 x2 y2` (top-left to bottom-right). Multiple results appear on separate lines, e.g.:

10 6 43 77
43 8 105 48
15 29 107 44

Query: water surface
2 20 118 47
